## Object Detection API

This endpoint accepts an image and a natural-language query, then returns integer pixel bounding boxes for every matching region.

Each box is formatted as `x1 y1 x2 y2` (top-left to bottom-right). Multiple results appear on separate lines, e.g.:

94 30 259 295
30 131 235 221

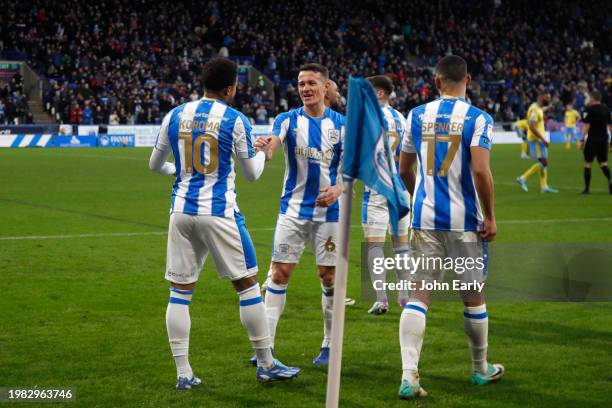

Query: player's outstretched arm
471 147 496 241
149 146 176 175
149 112 175 175
237 151 266 182
254 136 282 161
399 151 417 195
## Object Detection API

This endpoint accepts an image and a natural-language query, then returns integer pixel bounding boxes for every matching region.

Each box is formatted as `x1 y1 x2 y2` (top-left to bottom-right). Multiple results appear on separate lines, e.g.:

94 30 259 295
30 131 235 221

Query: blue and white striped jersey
155 97 255 217
402 97 493 232
272 107 345 222
362 104 408 222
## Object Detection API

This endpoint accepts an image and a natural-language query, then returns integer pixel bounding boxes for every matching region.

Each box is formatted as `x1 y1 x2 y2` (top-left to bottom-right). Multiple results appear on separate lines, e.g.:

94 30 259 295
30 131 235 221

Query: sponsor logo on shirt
295 146 335 162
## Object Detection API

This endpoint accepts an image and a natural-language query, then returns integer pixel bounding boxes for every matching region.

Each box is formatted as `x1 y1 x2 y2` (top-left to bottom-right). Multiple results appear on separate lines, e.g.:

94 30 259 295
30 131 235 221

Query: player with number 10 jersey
150 57 299 389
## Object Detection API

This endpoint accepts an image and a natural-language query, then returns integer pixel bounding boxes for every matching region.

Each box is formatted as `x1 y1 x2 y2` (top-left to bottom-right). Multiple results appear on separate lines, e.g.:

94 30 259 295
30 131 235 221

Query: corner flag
343 76 410 234
325 77 410 408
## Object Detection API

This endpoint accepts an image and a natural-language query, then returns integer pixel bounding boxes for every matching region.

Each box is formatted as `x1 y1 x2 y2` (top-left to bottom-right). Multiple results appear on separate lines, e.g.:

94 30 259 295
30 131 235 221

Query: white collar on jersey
440 94 466 101
201 96 227 104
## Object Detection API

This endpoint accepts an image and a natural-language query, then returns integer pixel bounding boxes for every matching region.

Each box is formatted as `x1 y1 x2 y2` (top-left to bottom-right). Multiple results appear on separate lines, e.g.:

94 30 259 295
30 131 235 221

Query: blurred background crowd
1 0 610 125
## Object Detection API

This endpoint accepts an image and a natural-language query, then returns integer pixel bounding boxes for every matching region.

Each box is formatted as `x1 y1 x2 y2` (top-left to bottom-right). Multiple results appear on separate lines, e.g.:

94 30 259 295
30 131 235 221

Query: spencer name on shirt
421 121 466 134
294 146 336 162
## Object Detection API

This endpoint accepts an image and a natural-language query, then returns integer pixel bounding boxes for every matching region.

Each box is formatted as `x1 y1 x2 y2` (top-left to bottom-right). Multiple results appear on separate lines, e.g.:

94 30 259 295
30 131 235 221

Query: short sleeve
471 113 493 150
582 108 590 124
233 114 256 159
528 108 538 124
401 110 416 153
272 113 290 142
155 111 172 151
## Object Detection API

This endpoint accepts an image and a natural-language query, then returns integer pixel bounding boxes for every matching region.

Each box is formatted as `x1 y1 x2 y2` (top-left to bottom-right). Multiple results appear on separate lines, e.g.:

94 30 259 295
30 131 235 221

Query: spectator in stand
82 101 93 125
109 110 119 125
1 0 610 123
0 100 5 124
255 104 268 125
70 102 82 124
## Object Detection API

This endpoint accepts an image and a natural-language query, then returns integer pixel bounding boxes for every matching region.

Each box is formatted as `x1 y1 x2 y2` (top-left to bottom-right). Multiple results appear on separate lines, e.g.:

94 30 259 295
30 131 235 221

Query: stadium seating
1 0 610 125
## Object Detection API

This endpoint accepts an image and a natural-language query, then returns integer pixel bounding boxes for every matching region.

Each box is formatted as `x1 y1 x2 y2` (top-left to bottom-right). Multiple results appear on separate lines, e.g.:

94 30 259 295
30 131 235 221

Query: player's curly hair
202 57 237 91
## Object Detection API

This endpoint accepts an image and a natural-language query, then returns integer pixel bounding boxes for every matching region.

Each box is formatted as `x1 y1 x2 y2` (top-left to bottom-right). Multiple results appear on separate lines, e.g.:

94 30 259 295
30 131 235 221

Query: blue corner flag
343 76 410 235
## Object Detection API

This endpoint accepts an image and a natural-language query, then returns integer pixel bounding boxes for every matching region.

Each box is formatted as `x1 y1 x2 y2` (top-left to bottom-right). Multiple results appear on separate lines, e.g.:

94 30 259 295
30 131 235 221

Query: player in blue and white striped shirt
149 57 299 388
254 63 344 366
397 56 503 398
361 75 410 315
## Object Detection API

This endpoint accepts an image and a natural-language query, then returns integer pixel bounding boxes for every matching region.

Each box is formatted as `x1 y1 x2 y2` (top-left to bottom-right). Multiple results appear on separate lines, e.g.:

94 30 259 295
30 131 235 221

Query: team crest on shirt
328 129 340 144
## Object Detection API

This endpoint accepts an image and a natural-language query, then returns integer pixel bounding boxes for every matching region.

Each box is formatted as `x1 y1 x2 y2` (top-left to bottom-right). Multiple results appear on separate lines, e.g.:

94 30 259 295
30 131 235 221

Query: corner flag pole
325 175 355 408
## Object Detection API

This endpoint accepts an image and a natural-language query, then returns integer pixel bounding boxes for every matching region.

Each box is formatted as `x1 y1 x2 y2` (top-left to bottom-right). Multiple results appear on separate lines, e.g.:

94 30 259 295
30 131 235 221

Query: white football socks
464 304 489 373
400 301 428 382
321 284 334 348
238 283 274 368
368 244 388 303
393 243 411 305
166 287 194 379
264 281 287 350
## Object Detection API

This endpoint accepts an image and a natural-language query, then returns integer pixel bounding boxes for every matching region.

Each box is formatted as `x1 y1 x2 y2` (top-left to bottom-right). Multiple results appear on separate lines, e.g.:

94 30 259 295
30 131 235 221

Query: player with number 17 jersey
397 56 502 399
404 97 493 232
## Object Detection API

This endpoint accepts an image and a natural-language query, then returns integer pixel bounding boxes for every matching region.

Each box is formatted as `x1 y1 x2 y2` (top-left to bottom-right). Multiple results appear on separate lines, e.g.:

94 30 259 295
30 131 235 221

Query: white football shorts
165 211 258 284
362 190 409 238
408 230 488 284
271 213 338 266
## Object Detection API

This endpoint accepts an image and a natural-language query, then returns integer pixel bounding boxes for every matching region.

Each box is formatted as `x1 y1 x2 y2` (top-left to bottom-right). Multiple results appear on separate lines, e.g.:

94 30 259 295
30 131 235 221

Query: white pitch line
2 217 611 241
29 152 145 161
0 231 166 241
496 181 606 192
497 217 612 224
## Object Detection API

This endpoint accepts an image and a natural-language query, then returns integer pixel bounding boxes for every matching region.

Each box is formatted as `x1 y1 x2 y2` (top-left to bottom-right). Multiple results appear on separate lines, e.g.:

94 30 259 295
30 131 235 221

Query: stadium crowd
0 73 32 125
1 0 610 125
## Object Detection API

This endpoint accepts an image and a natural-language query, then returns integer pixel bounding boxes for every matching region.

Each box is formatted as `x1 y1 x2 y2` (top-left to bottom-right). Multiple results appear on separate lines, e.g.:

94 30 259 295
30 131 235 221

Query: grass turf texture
0 144 610 407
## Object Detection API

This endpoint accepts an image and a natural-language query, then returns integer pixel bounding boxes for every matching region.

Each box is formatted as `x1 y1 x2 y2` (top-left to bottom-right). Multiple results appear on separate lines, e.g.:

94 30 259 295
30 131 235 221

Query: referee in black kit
579 90 612 194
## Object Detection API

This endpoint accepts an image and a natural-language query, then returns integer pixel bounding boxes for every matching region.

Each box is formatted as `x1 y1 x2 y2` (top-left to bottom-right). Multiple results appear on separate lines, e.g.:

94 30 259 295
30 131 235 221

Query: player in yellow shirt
514 118 530 158
564 103 580 149
516 92 559 193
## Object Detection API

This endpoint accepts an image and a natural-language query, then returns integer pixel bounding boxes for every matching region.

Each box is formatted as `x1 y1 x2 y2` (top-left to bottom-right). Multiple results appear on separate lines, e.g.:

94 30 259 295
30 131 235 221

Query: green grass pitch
0 144 611 407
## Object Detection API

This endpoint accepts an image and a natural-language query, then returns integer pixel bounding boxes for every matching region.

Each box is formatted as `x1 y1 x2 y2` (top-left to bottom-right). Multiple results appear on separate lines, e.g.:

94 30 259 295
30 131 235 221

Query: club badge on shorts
324 236 336 252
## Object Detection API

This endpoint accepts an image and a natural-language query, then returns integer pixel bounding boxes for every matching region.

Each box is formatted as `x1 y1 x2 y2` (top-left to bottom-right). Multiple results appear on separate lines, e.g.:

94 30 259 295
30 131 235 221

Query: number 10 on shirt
179 131 219 174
